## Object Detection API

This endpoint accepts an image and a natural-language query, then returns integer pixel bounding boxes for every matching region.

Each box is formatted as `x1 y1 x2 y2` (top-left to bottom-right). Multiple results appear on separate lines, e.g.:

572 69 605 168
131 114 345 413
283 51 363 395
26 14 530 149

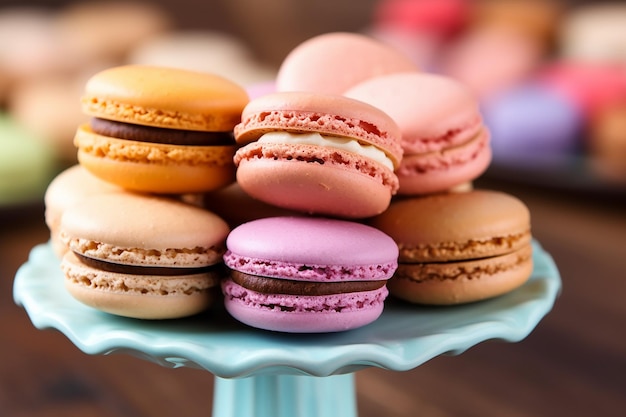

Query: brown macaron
369 190 533 305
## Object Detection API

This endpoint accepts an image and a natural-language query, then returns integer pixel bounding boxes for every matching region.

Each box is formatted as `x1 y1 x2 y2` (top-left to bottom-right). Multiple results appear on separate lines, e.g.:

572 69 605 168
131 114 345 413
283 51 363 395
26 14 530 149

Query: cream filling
257 131 394 170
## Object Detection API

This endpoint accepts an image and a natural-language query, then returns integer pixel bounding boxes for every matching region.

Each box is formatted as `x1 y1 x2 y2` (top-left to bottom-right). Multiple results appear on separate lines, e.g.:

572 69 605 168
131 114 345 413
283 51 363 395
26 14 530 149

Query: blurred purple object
481 83 584 160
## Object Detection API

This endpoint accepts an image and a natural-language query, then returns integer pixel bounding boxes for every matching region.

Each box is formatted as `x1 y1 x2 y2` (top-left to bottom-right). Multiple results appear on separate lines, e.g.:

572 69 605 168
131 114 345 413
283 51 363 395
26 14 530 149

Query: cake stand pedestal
13 240 561 417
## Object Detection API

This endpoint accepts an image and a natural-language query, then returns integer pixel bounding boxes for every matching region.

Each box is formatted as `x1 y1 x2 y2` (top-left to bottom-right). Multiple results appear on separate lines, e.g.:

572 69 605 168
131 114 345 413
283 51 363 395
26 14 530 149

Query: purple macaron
481 82 584 160
221 216 398 333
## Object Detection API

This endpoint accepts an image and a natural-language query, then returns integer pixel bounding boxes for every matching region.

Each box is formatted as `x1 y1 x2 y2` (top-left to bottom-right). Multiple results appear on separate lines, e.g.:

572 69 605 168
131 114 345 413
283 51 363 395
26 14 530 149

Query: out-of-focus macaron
345 72 491 195
0 8 81 94
245 80 277 100
372 0 470 40
75 65 249 193
369 190 533 305
470 0 564 51
276 32 418 94
536 61 626 119
44 165 122 257
8 75 89 164
437 26 544 100
587 100 626 183
0 113 56 205
221 216 398 332
233 91 402 218
127 30 276 88
55 1 171 64
481 82 584 160
559 3 626 64
60 192 230 319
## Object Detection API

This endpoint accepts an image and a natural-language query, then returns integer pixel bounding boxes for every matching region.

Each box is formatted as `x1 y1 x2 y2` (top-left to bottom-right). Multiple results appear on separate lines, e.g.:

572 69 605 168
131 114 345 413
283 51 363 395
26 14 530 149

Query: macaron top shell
224 216 399 281
81 65 249 131
60 193 229 266
370 190 531 262
234 91 403 166
344 72 482 154
276 32 418 95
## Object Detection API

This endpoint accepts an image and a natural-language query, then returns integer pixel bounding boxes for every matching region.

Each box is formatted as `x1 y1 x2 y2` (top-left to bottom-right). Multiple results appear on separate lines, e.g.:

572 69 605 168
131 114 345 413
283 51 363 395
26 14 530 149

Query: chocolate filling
90 117 234 146
230 270 386 296
75 252 222 276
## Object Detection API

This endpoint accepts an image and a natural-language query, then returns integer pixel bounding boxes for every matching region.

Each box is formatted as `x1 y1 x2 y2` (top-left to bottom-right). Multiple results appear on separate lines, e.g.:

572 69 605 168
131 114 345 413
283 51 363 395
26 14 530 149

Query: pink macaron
221 216 399 333
275 32 418 94
233 91 402 218
344 72 491 195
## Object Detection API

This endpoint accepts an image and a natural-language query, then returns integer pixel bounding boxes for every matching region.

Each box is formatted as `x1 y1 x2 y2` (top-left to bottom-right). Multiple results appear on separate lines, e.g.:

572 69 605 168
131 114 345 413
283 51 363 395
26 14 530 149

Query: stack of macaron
45 29 538 330
46 64 249 320
267 31 533 306
44 59 403 332
219 30 532 319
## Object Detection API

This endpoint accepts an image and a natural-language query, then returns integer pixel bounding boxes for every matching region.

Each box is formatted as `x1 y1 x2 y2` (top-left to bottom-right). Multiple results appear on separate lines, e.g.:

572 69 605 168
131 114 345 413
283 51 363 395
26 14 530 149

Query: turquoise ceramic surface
13 240 561 417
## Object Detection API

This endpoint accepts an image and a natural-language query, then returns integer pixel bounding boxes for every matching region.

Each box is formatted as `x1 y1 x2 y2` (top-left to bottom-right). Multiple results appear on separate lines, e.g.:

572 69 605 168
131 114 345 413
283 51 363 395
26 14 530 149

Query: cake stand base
214 373 356 417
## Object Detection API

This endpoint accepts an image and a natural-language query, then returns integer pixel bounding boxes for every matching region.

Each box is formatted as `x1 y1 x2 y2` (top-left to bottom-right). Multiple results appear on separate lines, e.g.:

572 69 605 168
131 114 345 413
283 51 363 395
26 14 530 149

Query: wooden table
1 177 624 417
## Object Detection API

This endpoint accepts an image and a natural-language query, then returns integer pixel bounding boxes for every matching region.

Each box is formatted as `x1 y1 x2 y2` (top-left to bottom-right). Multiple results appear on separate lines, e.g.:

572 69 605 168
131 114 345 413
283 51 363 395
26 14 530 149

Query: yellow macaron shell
74 125 236 193
81 65 249 131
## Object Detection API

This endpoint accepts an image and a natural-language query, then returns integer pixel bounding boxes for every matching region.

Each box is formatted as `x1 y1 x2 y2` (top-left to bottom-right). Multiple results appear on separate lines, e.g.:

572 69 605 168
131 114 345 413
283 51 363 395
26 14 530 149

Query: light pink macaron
344 72 491 195
221 216 398 333
275 32 418 95
233 91 402 218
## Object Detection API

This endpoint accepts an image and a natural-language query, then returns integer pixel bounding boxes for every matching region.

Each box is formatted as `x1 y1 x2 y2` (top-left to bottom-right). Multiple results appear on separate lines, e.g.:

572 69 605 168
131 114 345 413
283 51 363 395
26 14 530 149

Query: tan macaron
44 165 122 257
59 192 230 319
369 190 533 305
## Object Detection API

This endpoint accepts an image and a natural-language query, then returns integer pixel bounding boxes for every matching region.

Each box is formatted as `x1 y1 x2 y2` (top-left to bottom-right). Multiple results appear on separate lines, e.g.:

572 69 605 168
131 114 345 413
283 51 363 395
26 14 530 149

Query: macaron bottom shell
78 147 236 194
62 252 219 319
236 158 394 218
389 244 533 305
222 278 388 333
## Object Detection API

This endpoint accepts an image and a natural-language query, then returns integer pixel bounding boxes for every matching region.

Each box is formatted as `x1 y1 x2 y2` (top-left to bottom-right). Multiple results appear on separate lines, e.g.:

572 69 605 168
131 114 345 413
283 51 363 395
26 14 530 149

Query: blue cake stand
13 240 561 417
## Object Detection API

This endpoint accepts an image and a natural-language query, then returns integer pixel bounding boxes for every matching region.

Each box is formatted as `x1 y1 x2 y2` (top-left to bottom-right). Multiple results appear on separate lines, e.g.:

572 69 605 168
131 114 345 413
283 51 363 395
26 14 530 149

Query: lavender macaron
221 216 398 333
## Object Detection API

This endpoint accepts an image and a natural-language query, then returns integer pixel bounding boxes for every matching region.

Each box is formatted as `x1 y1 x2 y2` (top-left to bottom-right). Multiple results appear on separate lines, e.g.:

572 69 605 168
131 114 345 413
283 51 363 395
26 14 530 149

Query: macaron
275 32 418 94
233 91 402 218
8 75 90 164
221 216 398 333
127 30 276 88
372 0 470 39
74 65 249 194
55 1 171 64
536 61 626 120
344 72 491 195
559 3 626 64
44 164 122 257
481 82 583 160
369 190 533 305
0 113 56 205
437 26 544 100
59 192 230 319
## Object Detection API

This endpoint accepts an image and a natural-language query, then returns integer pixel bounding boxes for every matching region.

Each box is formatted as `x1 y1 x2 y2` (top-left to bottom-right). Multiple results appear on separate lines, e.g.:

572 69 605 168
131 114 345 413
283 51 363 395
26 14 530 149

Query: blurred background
1 1 625 416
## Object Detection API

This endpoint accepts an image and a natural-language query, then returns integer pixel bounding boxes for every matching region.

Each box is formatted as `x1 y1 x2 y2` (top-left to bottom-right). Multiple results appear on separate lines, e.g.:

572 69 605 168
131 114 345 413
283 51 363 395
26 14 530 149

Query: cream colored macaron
44 165 122 257
59 192 230 319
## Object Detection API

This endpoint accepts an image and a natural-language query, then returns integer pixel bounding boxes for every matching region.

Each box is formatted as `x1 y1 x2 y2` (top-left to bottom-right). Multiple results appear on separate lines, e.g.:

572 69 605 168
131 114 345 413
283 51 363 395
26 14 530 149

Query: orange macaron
74 65 249 194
